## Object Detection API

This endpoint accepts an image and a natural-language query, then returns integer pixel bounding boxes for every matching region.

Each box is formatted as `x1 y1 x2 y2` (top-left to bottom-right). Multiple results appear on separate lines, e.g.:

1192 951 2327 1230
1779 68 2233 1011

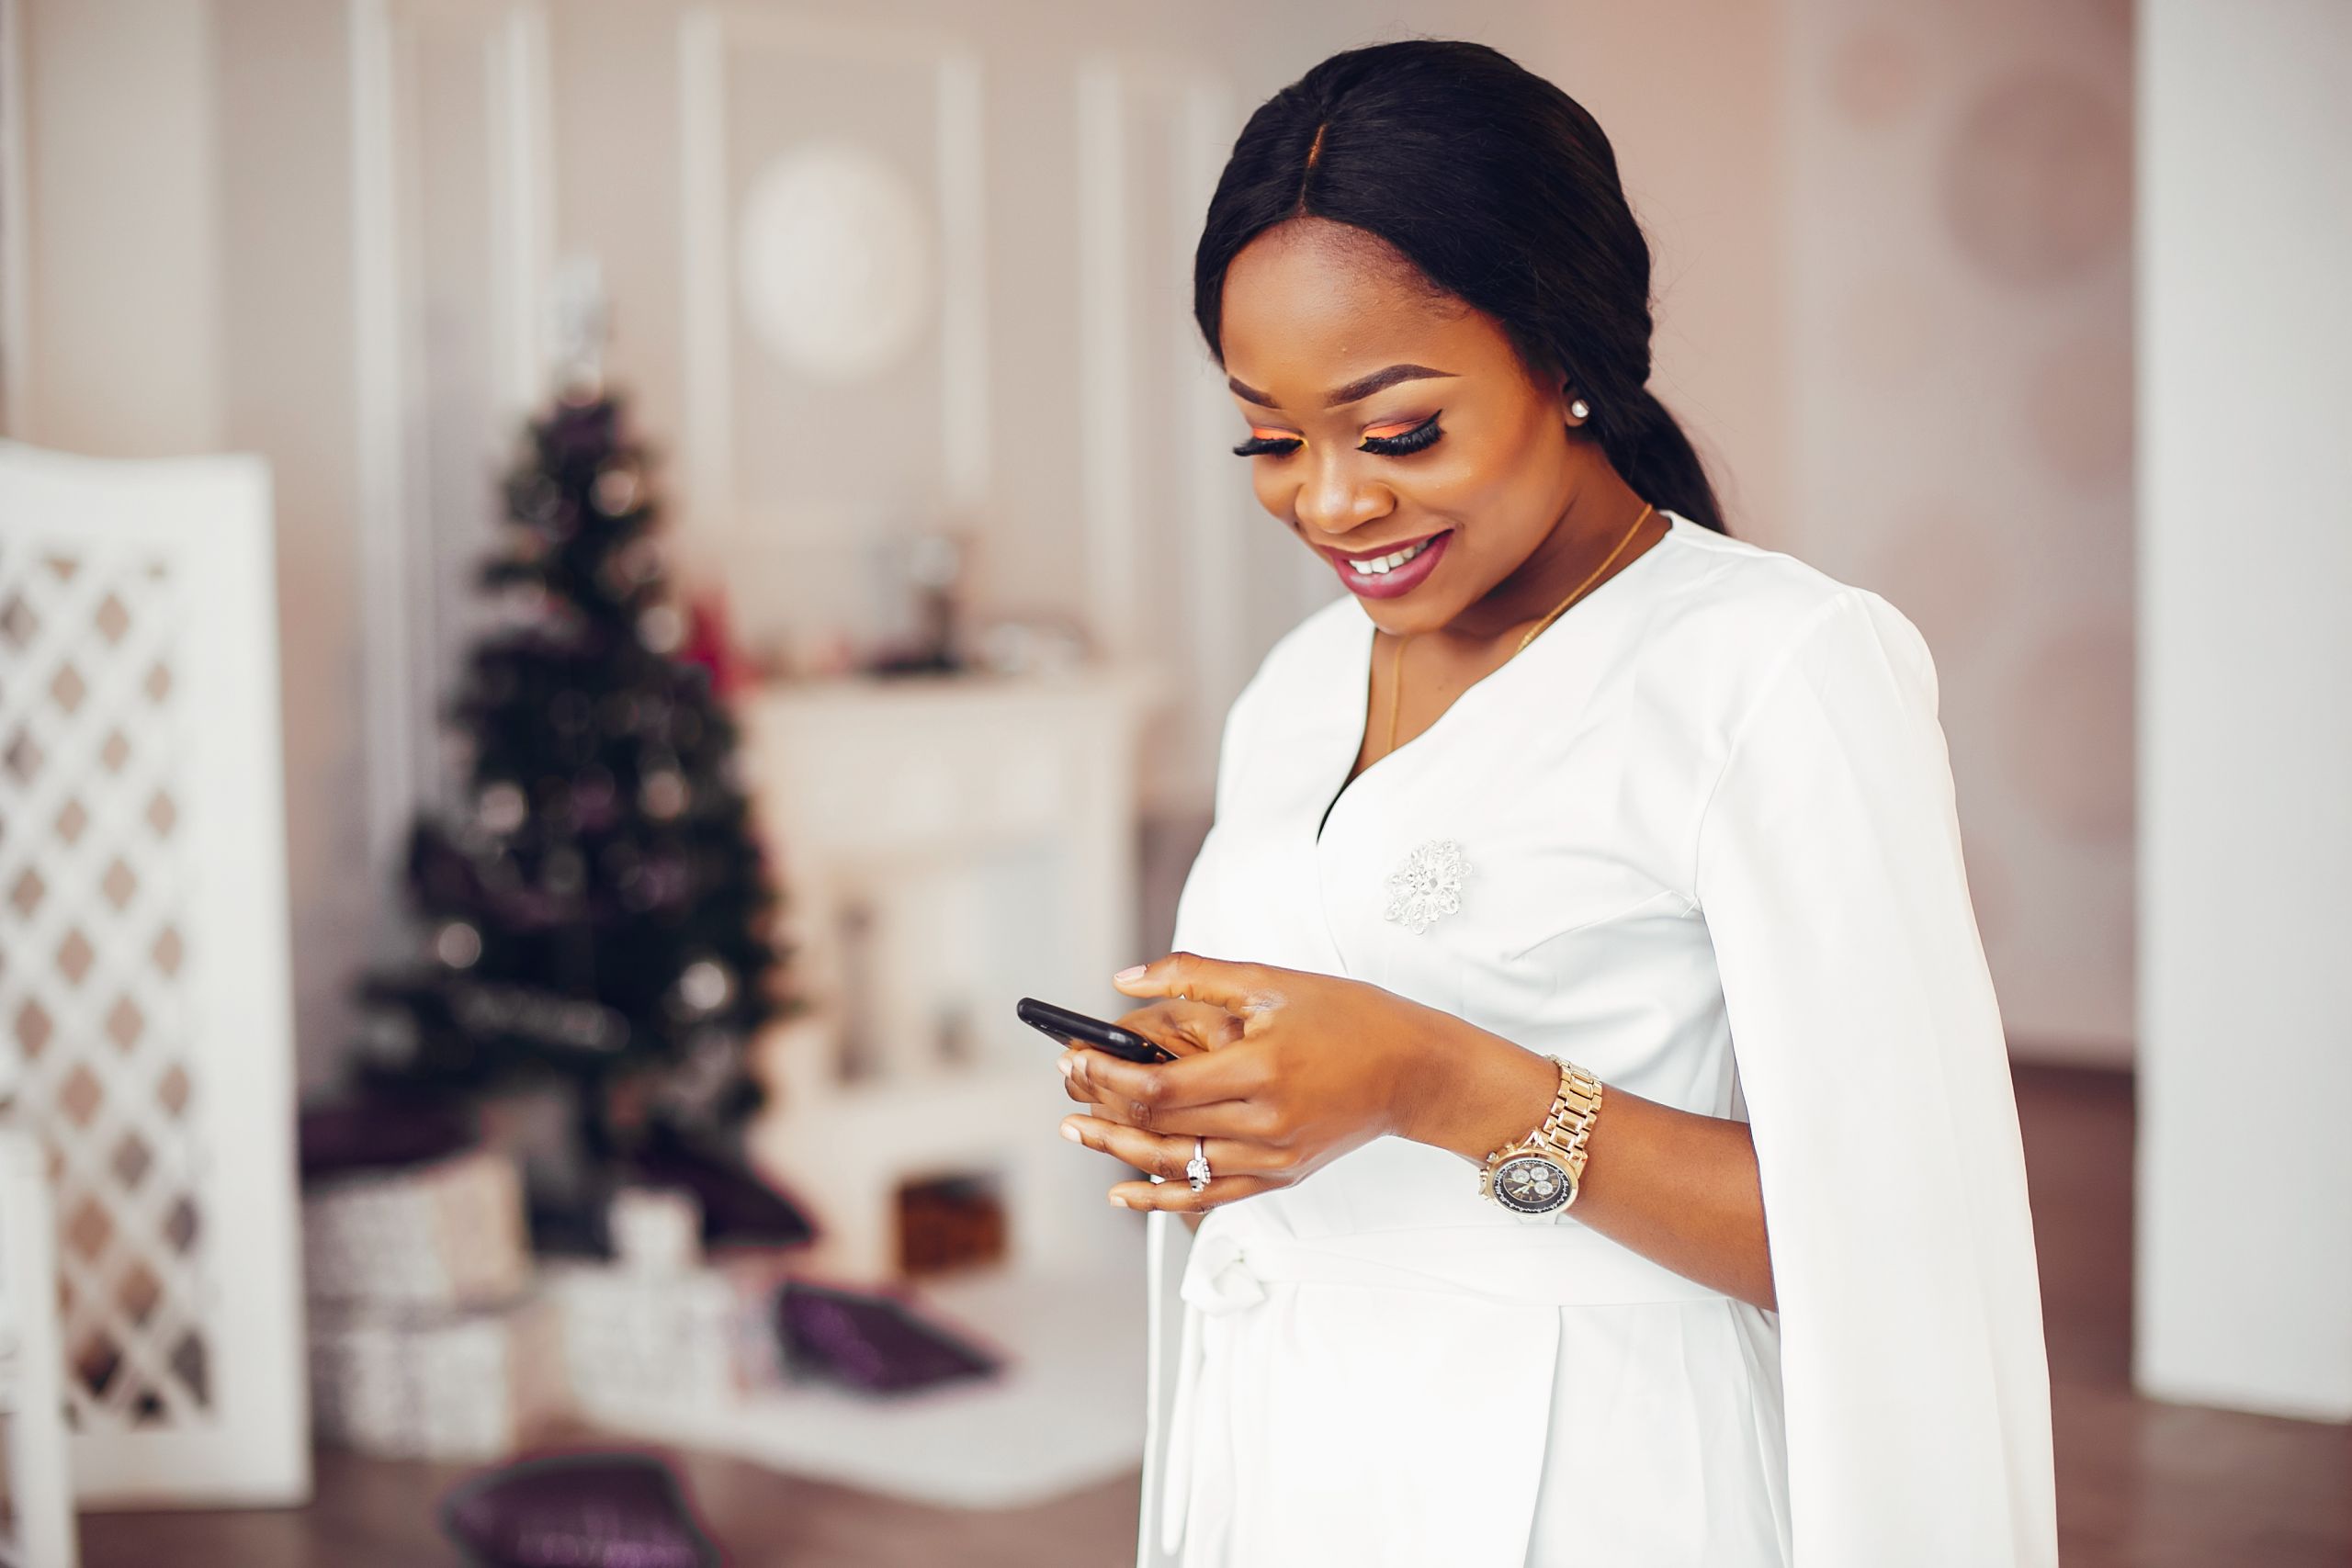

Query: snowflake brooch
1383 839 1470 935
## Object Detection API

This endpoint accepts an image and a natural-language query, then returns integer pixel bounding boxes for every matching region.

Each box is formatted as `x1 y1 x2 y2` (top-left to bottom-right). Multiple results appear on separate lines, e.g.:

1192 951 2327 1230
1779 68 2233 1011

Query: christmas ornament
637 604 684 654
434 920 483 970
478 783 528 835
639 770 689 821
592 466 642 517
674 959 732 1015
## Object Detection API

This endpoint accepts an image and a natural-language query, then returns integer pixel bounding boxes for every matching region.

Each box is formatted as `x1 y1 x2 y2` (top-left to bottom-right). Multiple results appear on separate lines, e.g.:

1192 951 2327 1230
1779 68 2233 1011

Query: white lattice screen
0 442 306 1505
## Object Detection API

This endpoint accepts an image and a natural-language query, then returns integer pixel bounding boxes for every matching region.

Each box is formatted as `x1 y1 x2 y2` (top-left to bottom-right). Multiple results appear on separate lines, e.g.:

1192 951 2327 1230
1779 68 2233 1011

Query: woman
1054 39 2055 1568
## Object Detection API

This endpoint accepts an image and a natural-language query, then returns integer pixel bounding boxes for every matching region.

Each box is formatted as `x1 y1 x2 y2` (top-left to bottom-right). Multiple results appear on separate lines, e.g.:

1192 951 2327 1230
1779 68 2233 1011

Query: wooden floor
2017 1067 2352 1568
79 1066 2351 1567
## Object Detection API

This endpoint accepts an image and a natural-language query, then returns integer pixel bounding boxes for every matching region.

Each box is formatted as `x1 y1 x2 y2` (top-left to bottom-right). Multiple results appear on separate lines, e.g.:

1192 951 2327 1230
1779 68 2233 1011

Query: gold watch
1478 1058 1604 1216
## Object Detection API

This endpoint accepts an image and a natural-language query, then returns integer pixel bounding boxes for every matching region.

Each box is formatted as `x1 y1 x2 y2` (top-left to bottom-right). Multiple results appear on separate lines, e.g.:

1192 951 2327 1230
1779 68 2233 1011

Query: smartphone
1015 997 1177 1064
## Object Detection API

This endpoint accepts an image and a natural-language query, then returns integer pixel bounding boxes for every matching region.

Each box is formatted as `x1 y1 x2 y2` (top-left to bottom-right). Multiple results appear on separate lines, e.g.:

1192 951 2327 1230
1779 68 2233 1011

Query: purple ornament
439 1452 718 1568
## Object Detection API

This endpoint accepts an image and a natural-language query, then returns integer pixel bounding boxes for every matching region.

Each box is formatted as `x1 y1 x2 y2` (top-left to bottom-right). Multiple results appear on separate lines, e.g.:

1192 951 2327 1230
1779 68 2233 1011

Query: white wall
1787 0 2137 1062
10 0 371 1100
215 0 373 1100
17 0 221 455
2134 0 2352 1421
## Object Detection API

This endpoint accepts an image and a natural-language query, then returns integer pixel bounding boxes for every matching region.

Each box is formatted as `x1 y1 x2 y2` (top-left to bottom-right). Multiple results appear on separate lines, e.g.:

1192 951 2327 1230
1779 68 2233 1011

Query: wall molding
349 0 417 880
1073 60 1136 660
486 5 555 427
0 0 30 441
677 6 989 553
349 0 554 874
1075 53 1263 810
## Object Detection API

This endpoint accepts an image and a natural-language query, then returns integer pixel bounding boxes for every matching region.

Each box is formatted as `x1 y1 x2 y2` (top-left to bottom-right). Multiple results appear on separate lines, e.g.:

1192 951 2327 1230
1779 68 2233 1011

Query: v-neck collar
1311 510 1690 845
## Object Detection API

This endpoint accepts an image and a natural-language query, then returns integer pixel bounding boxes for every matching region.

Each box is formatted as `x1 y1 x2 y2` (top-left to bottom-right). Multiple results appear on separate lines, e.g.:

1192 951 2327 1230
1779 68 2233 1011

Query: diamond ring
1187 1137 1212 1193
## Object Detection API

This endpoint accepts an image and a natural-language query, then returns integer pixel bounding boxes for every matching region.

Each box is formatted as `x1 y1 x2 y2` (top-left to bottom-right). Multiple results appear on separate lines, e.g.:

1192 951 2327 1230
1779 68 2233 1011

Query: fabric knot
1179 1225 1270 1315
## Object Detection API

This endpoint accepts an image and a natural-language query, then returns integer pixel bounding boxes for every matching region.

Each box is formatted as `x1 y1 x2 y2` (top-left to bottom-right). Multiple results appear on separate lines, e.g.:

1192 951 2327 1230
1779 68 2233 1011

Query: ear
1529 354 1582 426
1551 373 1595 431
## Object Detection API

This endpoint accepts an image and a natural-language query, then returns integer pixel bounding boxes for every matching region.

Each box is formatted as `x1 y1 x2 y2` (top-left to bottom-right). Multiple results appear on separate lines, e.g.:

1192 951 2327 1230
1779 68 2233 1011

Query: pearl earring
1569 399 1590 420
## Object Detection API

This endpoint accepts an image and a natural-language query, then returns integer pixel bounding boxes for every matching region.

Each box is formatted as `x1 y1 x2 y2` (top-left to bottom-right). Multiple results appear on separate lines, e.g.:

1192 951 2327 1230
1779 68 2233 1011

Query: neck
1437 479 1660 653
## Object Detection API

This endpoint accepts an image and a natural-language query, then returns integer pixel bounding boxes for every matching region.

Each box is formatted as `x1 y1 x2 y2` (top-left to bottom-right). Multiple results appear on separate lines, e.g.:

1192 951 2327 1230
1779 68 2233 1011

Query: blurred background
0 1 2343 1565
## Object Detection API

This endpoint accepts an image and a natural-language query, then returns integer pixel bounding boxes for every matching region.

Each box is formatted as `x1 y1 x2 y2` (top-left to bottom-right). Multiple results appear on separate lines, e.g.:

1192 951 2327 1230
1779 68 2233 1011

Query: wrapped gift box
310 1292 562 1461
303 1147 531 1309
607 1184 702 1275
544 1261 741 1417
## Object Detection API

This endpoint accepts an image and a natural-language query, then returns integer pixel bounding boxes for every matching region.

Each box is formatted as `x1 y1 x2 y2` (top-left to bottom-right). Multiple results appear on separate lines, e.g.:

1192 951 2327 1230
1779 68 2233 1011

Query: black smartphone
1016 997 1177 1064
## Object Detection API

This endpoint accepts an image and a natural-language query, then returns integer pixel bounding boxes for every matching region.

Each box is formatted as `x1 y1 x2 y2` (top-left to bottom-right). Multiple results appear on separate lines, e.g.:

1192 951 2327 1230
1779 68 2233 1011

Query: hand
1056 952 1505 1212
1062 997 1242 1079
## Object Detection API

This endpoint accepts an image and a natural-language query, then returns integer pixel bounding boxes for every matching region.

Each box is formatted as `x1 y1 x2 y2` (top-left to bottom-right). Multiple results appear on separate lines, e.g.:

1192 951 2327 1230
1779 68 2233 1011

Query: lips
1322 530 1453 600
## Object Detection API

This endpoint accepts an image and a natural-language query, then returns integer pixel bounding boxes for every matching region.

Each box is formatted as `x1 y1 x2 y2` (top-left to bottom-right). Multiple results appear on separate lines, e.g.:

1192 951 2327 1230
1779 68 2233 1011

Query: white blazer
1134 513 2057 1567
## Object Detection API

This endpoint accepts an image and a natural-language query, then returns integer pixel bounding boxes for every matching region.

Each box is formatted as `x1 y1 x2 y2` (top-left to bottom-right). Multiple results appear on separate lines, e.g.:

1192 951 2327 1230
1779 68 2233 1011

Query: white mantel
736 666 1158 1282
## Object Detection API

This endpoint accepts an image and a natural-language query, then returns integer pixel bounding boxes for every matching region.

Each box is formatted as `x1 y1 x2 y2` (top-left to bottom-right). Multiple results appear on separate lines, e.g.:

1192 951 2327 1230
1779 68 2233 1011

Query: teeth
1348 537 1433 575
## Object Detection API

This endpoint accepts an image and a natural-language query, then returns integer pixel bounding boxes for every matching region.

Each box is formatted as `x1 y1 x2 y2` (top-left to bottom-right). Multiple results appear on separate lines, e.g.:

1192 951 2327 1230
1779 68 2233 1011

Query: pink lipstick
1323 529 1453 600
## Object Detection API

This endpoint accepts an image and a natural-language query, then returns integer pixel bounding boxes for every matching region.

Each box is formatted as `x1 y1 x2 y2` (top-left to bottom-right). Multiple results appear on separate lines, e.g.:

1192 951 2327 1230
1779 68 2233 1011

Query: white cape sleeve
1135 671 1261 1568
1135 847 1216 1568
1695 590 2057 1566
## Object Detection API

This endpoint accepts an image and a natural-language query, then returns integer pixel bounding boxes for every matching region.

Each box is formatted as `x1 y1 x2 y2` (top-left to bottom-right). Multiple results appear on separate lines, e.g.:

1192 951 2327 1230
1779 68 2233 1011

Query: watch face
1493 1153 1575 1214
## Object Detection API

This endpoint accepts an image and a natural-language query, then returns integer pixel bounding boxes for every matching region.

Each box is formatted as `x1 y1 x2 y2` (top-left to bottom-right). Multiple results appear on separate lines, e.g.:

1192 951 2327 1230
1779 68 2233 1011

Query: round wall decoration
736 142 936 382
1940 72 2129 288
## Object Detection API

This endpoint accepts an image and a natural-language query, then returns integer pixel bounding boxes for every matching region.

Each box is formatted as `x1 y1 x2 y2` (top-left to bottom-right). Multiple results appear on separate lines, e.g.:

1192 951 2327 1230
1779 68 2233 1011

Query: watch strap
1531 1057 1604 1182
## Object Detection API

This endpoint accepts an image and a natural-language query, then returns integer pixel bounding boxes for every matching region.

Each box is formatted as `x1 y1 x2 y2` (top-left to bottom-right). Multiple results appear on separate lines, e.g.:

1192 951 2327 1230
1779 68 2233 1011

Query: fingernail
1114 964 1148 983
1057 1054 1075 1077
1108 1192 1130 1208
1059 1121 1082 1142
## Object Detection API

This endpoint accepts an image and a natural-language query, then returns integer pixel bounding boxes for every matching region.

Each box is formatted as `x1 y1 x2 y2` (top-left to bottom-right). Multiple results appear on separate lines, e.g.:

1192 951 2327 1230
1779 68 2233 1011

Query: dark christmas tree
356 383 792 1241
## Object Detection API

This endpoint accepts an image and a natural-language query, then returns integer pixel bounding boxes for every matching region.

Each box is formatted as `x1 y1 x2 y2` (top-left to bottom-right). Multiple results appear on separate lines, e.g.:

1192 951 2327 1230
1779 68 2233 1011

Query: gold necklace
1384 502 1656 756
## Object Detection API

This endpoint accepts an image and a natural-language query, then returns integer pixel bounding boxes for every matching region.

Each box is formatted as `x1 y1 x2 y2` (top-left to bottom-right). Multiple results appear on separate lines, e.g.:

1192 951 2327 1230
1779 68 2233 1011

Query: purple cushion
776 1279 1002 1395
440 1453 719 1568
299 1098 472 1181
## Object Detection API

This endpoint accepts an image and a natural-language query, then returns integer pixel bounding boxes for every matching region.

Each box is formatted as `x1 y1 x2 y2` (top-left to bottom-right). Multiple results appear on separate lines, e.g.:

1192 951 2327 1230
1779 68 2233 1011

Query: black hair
1193 39 1727 535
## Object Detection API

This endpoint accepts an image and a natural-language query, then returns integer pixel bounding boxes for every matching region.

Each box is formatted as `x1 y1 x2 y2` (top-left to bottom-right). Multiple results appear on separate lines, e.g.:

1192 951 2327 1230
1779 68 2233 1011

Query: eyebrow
1226 363 1457 410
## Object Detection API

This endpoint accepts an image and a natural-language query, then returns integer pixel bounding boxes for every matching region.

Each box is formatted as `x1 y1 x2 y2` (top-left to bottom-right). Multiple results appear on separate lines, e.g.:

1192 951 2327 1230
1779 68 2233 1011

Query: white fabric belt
1159 1220 1724 1562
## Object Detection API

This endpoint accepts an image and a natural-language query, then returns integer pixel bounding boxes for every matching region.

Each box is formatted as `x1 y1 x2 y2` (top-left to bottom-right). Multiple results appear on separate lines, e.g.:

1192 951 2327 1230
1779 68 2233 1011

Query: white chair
0 1123 76 1566
0 442 308 1507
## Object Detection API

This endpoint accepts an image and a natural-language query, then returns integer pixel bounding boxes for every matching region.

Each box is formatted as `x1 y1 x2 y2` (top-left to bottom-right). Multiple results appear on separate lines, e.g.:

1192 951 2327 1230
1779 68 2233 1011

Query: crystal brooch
1383 839 1469 935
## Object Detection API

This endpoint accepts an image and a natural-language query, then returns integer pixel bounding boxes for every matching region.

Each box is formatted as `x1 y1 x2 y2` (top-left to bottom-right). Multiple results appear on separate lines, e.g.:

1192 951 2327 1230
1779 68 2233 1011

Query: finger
1111 1170 1279 1213
1064 1043 1262 1126
1059 1115 1287 1179
1112 952 1283 1014
1060 1061 1275 1135
1061 1052 1140 1118
1117 999 1243 1056
1058 1050 1150 1120
1115 1006 1214 1059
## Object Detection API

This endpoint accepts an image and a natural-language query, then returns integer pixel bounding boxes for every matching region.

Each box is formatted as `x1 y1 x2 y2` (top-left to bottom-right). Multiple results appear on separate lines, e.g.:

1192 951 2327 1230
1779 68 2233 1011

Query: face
1218 218 1601 637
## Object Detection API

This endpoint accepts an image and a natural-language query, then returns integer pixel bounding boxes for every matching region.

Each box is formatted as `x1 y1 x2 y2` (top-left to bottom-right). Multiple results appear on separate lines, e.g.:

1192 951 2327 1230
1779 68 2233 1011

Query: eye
1231 427 1304 458
1360 414 1443 456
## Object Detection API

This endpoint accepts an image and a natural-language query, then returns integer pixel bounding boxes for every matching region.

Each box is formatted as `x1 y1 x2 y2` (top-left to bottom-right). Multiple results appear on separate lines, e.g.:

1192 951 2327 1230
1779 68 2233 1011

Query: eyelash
1229 414 1446 459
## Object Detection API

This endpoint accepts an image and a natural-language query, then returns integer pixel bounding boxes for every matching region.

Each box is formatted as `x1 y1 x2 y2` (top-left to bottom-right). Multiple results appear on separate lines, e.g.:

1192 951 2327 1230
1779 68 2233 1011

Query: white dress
1134 513 2057 1567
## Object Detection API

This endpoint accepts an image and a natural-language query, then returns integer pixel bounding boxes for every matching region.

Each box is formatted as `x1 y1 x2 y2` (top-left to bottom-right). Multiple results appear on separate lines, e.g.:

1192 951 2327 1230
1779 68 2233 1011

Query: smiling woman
1050 38 2057 1568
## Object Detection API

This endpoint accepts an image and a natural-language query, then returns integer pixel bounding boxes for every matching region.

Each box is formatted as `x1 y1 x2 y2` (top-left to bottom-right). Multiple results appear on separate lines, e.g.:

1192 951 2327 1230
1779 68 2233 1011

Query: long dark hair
1193 39 1727 535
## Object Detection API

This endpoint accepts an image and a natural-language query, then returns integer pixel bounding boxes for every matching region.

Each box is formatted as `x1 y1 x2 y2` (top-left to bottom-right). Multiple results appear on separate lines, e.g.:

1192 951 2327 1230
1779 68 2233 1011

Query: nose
1291 451 1393 540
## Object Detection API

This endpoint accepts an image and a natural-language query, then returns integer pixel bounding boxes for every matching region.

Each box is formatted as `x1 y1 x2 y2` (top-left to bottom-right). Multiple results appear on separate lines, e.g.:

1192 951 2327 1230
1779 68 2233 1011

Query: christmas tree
356 382 786 1233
